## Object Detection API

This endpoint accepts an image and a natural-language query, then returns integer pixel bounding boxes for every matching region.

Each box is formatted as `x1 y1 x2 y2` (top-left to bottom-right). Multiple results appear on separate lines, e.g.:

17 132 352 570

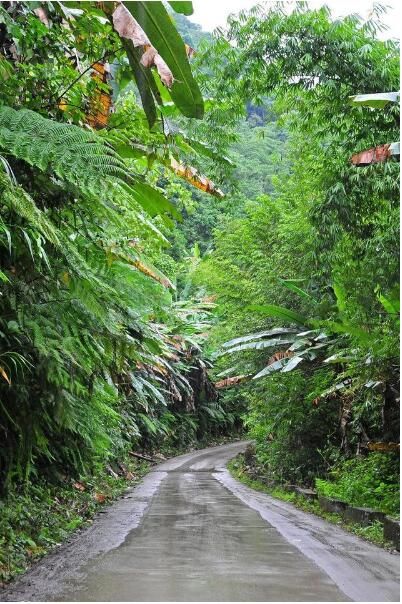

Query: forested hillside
0 0 399 584
192 4 400 517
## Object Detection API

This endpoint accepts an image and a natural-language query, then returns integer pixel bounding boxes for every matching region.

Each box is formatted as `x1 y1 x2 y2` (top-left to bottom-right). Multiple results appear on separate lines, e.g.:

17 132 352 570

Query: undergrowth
315 453 400 517
0 457 150 585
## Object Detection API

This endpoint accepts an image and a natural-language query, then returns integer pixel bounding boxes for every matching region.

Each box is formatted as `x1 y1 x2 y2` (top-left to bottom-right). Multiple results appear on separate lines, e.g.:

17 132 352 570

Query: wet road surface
1 441 399 602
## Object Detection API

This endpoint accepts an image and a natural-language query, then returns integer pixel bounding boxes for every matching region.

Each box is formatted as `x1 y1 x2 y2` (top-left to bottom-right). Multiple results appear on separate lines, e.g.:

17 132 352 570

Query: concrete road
1 441 399 602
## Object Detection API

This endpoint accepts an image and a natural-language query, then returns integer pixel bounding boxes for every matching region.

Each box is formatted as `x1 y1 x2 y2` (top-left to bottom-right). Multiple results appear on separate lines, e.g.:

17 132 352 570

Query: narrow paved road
1 442 399 602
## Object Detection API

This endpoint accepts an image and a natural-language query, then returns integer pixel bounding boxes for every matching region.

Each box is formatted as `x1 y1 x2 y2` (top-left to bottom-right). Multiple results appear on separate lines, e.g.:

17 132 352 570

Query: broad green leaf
327 321 372 345
220 337 295 356
248 304 308 326
377 285 400 315
281 356 304 372
123 40 158 128
0 55 13 80
333 282 346 312
0 269 9 283
253 359 287 379
177 134 234 166
222 327 298 348
113 142 148 160
168 1 194 16
129 180 181 221
349 92 399 108
124 1 204 119
278 278 316 301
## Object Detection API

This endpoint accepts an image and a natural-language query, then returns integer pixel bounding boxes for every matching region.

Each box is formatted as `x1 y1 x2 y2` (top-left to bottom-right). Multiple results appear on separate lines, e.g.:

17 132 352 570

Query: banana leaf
125 1 204 119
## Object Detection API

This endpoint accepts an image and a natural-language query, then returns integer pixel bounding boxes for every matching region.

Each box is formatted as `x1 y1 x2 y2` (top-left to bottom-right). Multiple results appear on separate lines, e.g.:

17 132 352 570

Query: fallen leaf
367 441 400 452
131 259 173 289
215 375 249 389
94 492 106 503
73 481 85 491
267 350 293 365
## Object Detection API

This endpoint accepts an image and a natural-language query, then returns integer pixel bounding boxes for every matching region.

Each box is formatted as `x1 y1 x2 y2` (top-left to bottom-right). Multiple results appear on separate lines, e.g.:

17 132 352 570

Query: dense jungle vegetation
0 0 400 582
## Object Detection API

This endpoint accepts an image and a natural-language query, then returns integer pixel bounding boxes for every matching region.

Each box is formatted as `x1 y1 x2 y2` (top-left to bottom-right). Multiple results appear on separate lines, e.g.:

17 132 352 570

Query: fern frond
0 106 179 220
0 172 60 246
0 106 129 194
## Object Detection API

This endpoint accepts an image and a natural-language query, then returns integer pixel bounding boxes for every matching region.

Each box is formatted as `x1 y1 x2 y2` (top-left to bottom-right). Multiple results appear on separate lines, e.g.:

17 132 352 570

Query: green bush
0 458 150 583
316 453 400 516
243 369 339 485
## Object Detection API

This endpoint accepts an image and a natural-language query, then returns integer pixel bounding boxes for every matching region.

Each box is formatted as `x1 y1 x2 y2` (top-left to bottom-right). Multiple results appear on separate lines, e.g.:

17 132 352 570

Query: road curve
0 441 399 602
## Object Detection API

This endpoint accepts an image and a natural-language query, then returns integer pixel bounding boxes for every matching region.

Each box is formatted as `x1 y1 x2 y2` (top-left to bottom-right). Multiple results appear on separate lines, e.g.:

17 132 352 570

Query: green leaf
124 1 204 119
248 304 308 326
22 230 34 262
278 278 315 301
377 286 400 321
129 180 182 221
349 92 399 108
113 142 148 160
326 321 372 345
333 282 346 313
123 40 158 128
168 1 194 16
219 337 295 355
378 293 399 315
222 327 298 348
177 134 234 166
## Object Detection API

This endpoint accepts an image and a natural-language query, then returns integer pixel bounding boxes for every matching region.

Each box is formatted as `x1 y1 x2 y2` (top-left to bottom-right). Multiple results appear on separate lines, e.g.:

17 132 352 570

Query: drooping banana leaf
222 328 298 349
349 92 399 108
252 359 287 379
219 337 295 356
124 1 204 119
248 304 308 326
281 356 304 372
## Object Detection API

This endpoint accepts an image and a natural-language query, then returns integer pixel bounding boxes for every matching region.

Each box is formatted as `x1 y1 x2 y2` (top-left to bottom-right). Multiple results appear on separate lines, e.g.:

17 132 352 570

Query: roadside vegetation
228 455 394 549
0 0 399 585
193 2 400 521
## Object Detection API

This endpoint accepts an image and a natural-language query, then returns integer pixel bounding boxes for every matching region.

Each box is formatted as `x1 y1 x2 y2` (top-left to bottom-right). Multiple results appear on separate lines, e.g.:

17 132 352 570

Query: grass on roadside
227 454 394 549
0 457 150 585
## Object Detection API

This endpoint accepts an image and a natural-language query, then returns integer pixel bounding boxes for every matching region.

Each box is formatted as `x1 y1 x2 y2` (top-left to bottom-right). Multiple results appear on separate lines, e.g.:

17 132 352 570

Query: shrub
316 452 400 516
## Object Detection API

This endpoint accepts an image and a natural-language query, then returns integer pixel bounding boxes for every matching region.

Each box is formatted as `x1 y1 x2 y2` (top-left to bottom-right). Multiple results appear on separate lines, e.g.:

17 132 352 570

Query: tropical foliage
194 3 400 487
0 0 234 493
0 1 399 578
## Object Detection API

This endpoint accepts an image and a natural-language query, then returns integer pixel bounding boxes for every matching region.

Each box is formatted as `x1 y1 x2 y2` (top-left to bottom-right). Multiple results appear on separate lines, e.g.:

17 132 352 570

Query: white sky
189 0 401 40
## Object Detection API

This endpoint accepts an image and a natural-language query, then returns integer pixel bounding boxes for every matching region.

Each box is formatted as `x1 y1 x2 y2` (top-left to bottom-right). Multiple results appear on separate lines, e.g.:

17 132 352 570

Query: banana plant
218 281 400 383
